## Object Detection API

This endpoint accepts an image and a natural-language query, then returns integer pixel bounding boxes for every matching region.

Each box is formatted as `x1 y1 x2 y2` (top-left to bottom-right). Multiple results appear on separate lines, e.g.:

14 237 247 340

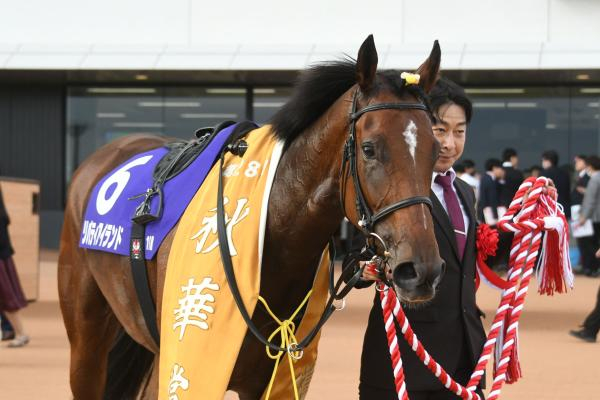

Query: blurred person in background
540 150 571 219
526 165 542 178
499 148 524 209
570 246 600 343
571 155 596 276
478 158 504 225
1 312 14 340
459 159 479 197
0 182 29 348
576 156 600 277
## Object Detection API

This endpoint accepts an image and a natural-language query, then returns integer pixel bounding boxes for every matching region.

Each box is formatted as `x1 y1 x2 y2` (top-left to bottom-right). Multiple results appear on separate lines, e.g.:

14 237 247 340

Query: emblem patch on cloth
79 124 240 259
131 239 142 260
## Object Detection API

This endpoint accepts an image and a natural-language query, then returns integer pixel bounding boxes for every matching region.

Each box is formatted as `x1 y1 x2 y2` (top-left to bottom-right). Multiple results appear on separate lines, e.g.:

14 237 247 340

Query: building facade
1 0 599 247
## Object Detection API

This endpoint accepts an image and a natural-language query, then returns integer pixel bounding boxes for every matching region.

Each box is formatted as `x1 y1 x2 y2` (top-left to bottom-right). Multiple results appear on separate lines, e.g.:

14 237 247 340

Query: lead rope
377 176 572 400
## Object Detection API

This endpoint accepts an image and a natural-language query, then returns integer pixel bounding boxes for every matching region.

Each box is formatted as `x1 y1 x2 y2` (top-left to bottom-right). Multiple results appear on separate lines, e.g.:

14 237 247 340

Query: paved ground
2 252 599 399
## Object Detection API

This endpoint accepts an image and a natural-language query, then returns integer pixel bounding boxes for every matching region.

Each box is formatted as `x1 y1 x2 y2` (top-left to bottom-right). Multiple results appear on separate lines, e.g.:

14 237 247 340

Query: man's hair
462 159 475 169
429 77 472 124
454 162 465 173
502 148 517 162
575 154 588 163
587 156 600 171
485 158 502 172
542 150 559 166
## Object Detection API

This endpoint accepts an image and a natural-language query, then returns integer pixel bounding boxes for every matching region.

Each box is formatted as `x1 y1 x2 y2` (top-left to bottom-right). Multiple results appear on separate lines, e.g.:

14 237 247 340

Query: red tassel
538 214 571 295
506 332 522 384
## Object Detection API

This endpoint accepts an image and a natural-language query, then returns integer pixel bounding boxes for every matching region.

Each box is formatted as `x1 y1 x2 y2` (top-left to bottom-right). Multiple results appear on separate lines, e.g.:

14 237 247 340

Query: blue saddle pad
79 124 239 259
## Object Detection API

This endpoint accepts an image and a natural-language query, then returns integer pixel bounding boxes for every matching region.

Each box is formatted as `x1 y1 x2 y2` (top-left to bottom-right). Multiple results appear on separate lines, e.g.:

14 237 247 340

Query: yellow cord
259 289 313 400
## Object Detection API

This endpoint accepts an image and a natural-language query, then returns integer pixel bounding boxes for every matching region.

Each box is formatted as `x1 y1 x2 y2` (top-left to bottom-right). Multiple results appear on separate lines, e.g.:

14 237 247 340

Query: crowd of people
455 150 600 277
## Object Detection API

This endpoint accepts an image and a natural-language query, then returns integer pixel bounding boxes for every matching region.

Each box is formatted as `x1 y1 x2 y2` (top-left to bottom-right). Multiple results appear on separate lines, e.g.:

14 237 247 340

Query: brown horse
58 35 444 399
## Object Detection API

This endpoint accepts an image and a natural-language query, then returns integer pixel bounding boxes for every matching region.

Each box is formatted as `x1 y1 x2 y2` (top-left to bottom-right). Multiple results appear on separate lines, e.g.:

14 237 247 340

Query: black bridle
340 90 433 250
216 86 434 356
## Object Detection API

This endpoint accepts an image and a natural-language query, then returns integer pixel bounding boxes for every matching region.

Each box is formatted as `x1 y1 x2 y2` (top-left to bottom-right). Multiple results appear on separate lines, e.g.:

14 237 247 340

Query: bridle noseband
340 89 433 260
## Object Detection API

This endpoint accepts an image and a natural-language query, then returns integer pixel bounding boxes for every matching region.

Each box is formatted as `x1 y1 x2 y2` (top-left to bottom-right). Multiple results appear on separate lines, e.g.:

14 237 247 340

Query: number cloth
79 124 238 258
158 126 331 400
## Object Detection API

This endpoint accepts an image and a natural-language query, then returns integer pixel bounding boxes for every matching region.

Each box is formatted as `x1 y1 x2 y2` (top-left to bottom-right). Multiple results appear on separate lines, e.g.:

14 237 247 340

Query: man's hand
360 261 392 281
596 248 600 259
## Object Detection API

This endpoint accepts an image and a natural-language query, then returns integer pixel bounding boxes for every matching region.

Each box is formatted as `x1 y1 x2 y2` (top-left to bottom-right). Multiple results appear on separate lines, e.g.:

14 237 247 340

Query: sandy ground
2 252 599 399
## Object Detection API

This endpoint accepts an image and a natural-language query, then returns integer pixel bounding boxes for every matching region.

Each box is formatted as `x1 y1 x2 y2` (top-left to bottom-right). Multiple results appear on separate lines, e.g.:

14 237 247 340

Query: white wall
0 0 599 70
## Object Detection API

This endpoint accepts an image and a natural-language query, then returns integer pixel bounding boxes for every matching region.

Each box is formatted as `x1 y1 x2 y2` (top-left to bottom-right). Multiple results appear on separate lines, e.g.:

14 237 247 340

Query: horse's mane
270 58 357 143
270 59 413 144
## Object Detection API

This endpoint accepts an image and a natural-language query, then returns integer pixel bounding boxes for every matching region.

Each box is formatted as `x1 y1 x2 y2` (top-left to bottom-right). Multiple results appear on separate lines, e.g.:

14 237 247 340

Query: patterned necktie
434 174 466 260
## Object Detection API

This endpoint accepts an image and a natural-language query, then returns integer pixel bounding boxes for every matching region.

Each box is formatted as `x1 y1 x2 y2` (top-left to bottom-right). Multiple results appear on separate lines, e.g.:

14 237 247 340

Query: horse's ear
356 35 378 92
416 40 441 94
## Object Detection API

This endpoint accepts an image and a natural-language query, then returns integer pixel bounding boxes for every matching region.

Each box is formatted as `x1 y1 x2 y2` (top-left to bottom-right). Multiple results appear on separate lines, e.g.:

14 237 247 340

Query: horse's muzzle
392 259 445 302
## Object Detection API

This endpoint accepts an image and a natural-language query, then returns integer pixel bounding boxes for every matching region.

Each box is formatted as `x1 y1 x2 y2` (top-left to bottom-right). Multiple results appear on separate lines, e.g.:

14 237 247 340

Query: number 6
96 155 153 215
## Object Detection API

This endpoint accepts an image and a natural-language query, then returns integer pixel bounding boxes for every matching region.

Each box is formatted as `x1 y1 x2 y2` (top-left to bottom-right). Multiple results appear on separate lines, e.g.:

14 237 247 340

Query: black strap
371 196 433 224
130 222 160 346
350 102 429 122
216 145 363 353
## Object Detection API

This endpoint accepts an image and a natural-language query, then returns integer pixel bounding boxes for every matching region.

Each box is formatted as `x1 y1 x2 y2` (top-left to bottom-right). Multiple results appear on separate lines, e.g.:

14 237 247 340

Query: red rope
380 177 572 400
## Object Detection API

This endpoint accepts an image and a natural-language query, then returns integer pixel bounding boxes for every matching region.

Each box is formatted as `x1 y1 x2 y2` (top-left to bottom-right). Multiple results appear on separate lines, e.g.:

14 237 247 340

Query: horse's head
343 36 444 303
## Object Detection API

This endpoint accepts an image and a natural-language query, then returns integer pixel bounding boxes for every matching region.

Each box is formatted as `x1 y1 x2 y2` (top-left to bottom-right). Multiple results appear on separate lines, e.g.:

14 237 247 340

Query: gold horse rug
158 125 330 399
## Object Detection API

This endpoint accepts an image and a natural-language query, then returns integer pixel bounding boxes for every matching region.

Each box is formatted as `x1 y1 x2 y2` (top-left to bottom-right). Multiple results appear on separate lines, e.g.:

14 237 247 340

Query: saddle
131 120 255 225
129 119 258 347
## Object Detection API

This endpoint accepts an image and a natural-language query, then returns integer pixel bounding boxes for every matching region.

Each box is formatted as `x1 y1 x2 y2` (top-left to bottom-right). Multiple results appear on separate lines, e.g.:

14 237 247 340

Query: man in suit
540 150 571 219
571 156 600 342
499 148 524 209
477 158 504 225
358 78 486 399
571 155 596 276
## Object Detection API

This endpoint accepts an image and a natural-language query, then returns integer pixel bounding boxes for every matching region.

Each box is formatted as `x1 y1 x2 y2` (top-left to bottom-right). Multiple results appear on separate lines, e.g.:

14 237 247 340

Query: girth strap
129 222 161 346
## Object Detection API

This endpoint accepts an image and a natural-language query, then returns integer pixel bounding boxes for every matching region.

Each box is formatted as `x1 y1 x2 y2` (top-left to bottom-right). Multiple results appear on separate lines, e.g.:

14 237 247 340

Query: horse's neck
263 108 348 281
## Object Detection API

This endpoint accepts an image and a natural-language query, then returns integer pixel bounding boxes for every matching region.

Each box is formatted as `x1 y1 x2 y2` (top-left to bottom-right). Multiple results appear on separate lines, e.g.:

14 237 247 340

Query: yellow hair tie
401 72 420 86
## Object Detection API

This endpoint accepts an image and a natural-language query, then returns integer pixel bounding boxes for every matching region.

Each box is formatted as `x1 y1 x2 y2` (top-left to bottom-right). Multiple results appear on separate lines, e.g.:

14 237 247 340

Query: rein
216 80 432 356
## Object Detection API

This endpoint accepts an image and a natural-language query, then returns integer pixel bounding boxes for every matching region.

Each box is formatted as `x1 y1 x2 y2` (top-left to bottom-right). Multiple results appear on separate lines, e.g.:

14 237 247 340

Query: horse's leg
58 221 120 400
139 355 160 399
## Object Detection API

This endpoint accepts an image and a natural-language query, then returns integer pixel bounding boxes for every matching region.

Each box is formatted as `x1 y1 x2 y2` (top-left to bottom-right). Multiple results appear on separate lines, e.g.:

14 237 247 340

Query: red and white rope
379 176 571 400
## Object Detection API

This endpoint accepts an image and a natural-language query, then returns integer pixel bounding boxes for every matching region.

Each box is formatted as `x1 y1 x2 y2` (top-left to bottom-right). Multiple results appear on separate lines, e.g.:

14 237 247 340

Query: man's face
432 103 467 173
511 155 519 168
574 157 586 172
541 159 551 169
493 166 505 180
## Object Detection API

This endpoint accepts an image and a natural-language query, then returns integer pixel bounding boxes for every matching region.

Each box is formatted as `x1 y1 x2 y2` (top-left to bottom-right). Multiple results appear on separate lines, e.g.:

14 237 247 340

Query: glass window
462 87 571 173
163 87 246 138
66 87 163 182
66 86 246 182
570 87 600 159
253 87 292 125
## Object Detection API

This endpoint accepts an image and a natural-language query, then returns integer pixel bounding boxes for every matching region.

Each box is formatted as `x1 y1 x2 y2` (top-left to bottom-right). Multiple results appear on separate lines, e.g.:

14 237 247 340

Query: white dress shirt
432 168 470 233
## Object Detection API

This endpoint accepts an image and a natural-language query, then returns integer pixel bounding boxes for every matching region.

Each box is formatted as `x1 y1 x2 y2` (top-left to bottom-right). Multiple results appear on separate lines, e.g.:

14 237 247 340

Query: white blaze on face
403 120 418 162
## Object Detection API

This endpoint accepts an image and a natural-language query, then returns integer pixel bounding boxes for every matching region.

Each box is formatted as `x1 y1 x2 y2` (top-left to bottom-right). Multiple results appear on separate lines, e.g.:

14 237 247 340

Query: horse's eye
361 143 376 159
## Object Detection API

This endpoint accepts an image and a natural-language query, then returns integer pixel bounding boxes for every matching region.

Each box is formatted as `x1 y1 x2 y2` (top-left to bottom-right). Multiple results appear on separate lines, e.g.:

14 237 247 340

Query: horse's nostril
393 261 418 282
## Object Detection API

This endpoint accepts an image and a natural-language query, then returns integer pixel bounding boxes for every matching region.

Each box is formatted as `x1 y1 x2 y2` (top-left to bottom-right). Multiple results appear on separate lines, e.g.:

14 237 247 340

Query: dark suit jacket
477 173 500 222
500 166 524 207
359 178 486 391
571 173 590 206
540 166 571 218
